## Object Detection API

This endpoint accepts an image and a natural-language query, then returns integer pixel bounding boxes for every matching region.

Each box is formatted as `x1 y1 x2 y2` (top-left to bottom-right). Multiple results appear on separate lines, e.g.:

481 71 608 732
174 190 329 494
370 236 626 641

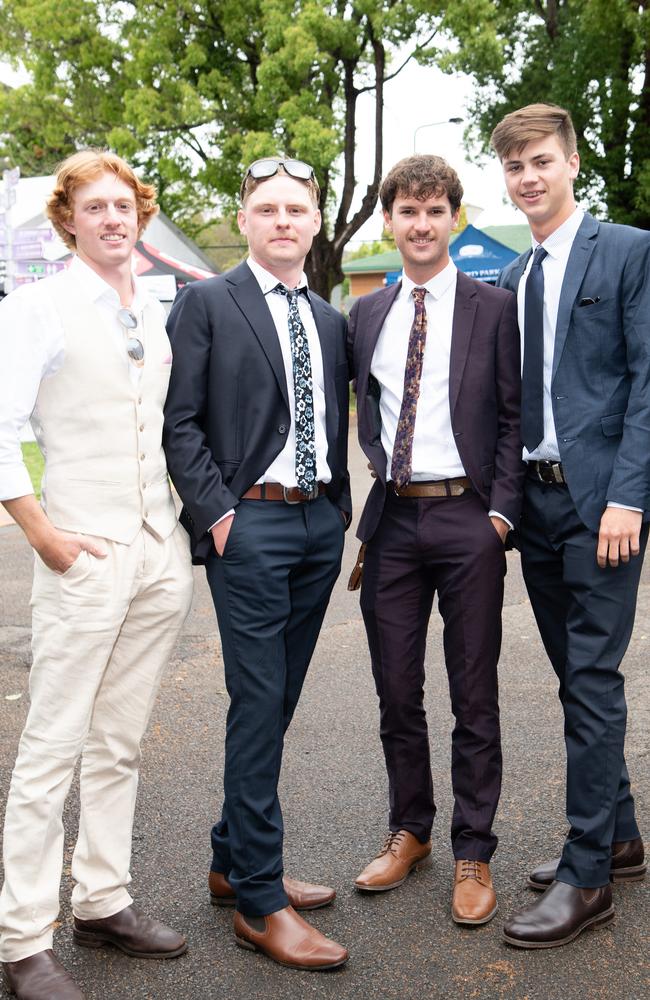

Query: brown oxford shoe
527 836 646 890
2 949 85 999
209 871 335 910
233 905 348 970
354 830 431 892
451 860 498 925
73 904 187 958
503 880 614 949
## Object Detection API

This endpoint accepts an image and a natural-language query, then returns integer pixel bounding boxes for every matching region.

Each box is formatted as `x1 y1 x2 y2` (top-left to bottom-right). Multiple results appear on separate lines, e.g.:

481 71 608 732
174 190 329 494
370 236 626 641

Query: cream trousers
0 523 193 962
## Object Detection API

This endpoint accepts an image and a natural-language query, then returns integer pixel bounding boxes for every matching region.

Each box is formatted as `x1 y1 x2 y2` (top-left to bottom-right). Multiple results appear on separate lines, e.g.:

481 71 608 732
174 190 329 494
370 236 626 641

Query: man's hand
597 507 643 568
2 495 106 573
489 515 509 543
37 529 107 574
211 514 235 557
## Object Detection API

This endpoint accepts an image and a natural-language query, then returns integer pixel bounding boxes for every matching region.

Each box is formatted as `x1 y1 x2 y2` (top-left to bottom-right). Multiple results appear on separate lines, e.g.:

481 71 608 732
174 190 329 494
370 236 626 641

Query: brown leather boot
527 836 646 890
354 830 431 891
233 906 348 970
2 949 85 999
73 904 187 958
209 871 335 910
451 860 498 925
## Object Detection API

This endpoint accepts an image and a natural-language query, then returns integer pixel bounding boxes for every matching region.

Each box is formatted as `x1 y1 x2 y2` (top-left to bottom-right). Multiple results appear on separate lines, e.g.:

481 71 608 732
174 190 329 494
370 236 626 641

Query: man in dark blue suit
492 103 649 948
163 158 350 970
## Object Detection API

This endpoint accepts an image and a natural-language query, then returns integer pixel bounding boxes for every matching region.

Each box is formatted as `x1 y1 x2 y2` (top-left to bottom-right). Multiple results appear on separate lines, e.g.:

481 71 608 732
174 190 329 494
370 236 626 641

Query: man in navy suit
492 103 649 948
163 158 349 970
348 155 524 925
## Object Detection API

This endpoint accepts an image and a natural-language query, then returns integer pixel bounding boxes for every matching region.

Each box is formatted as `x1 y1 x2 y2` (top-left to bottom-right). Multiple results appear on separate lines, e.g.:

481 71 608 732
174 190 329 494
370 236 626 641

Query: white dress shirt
0 257 162 502
372 260 464 481
517 207 584 462
517 208 636 511
246 257 332 487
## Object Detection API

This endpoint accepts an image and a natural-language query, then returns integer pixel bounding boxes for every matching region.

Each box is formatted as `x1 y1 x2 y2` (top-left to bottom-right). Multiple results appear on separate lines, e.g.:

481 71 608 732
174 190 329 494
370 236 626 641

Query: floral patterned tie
391 287 428 488
274 284 316 493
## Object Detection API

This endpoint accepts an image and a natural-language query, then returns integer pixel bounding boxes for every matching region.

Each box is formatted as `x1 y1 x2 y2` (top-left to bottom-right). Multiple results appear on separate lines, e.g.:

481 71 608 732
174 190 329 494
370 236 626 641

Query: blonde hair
47 149 159 250
490 103 578 161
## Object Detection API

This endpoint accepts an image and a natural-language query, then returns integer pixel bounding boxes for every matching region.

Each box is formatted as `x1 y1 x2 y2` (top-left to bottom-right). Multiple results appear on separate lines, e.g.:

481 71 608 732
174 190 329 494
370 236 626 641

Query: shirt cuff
208 508 236 533
488 510 514 531
0 465 36 503
607 502 643 513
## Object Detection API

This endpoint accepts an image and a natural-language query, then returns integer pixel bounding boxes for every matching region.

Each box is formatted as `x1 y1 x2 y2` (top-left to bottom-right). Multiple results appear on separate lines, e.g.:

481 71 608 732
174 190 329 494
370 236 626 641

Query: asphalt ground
0 430 648 1000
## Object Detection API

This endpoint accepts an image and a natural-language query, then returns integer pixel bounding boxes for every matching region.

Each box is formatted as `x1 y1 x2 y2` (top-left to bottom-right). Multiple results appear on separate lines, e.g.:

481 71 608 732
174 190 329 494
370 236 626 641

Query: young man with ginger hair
0 150 193 999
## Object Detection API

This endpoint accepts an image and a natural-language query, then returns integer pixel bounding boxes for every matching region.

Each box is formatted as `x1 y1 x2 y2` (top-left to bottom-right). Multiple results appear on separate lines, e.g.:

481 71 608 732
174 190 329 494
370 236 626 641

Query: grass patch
22 442 44 498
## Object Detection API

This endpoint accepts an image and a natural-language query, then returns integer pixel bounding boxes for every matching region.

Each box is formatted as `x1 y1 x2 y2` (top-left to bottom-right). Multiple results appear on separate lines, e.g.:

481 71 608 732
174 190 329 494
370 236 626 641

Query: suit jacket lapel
310 294 339 441
552 213 598 380
356 282 402 394
226 262 289 408
449 271 478 417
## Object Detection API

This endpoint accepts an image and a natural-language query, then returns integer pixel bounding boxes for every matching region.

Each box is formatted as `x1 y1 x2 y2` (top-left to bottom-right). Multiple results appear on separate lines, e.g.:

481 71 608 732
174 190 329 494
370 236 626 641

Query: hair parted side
379 155 464 216
46 149 159 250
490 103 578 161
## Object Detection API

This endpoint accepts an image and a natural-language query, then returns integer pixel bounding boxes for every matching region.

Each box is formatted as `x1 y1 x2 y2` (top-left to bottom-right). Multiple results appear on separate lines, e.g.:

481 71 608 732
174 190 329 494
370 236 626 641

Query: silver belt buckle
551 462 564 483
283 484 319 504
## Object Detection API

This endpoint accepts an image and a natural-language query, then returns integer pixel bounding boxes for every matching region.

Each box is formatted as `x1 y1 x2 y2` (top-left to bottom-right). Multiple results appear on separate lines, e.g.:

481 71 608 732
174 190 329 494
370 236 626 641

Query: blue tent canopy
450 224 519 283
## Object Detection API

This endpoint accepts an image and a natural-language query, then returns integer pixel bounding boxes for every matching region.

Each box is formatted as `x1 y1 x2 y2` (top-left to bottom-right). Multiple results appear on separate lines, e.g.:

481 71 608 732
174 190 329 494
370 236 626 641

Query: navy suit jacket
497 213 650 533
348 270 525 543
163 261 351 563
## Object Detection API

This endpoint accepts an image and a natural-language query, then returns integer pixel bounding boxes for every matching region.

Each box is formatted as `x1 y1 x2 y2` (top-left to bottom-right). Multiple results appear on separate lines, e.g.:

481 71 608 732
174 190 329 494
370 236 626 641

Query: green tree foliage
1 0 485 299
445 0 650 228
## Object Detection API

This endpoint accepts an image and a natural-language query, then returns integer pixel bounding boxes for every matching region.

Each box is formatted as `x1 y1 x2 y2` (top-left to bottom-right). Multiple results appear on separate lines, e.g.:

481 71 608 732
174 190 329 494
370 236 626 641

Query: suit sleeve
606 235 650 508
163 283 239 539
489 290 526 526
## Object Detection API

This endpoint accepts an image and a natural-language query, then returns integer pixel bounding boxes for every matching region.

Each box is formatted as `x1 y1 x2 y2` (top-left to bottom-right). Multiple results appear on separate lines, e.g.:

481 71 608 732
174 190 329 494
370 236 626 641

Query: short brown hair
240 160 320 208
490 103 577 161
380 155 464 215
47 149 159 250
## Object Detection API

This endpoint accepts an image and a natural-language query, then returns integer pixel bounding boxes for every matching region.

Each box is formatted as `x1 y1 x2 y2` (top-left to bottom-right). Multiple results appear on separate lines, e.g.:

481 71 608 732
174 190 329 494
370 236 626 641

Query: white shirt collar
400 258 457 301
246 256 309 295
534 207 584 259
69 254 149 312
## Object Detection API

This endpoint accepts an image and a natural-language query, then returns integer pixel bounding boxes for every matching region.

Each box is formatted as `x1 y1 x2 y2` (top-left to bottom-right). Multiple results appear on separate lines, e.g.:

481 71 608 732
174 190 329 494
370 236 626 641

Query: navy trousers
205 496 344 916
360 489 506 862
520 478 646 888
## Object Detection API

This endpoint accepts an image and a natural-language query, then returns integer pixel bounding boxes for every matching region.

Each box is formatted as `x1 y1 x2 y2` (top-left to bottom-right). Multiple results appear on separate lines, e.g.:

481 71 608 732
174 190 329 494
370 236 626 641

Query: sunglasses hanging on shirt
117 307 145 368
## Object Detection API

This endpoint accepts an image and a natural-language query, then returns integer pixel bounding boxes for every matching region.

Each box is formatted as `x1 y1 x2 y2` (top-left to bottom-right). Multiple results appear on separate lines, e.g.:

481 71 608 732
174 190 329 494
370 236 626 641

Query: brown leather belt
527 460 567 485
390 477 472 498
242 482 327 503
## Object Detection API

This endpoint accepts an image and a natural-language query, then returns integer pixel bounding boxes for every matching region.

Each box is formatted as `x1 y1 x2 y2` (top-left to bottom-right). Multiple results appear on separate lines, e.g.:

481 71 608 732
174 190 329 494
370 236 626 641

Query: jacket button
278 424 288 434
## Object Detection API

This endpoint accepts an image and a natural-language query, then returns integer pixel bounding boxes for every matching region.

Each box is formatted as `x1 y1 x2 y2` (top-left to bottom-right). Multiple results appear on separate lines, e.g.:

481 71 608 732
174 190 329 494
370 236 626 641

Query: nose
520 162 539 185
104 202 121 223
275 207 291 227
413 212 430 231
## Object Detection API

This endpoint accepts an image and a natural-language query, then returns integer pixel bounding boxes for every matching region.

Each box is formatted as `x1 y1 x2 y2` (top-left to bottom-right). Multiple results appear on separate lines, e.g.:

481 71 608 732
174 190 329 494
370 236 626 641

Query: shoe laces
377 830 407 858
458 859 483 881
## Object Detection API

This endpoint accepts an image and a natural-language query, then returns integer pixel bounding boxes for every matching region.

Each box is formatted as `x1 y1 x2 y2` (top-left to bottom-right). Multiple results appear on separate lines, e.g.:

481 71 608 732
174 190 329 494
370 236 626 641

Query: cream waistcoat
31 275 177 543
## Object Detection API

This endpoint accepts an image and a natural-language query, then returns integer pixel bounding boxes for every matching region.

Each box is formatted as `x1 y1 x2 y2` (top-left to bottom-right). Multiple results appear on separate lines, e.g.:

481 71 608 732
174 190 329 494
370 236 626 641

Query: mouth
520 190 545 202
100 233 127 242
409 237 434 245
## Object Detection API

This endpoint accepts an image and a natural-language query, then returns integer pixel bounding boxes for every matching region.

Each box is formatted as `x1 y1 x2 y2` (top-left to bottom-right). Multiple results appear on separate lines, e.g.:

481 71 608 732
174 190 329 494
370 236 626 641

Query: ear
568 151 580 181
237 209 247 236
383 209 392 231
312 208 322 237
61 220 76 235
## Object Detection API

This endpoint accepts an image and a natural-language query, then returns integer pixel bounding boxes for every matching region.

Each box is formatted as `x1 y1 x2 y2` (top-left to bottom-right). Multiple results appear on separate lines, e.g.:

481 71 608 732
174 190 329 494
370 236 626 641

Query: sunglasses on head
117 307 145 367
240 158 318 201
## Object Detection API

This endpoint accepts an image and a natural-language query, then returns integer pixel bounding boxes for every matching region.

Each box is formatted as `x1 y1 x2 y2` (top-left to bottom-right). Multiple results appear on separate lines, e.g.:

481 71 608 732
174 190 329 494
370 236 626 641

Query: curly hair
380 155 464 215
47 150 159 250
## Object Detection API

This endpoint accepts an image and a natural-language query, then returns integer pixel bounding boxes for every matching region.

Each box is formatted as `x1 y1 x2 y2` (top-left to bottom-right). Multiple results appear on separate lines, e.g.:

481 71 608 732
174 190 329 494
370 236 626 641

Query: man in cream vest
0 151 193 1000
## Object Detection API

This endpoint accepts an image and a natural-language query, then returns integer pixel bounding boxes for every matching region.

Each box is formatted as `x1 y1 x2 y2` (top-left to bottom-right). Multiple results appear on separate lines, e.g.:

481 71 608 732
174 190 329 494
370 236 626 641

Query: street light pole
413 117 464 153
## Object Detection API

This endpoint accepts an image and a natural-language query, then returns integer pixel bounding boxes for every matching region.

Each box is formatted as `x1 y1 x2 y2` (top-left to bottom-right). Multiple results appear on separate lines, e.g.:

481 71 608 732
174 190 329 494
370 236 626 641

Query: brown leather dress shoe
73 904 187 958
527 836 646 890
209 871 335 910
503 880 614 949
354 830 431 892
451 860 498 925
233 905 348 970
2 949 85 1000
